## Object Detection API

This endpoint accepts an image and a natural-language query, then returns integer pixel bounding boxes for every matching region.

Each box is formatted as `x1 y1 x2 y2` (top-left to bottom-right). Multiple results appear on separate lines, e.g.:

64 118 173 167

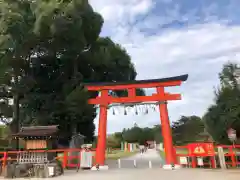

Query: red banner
188 143 215 156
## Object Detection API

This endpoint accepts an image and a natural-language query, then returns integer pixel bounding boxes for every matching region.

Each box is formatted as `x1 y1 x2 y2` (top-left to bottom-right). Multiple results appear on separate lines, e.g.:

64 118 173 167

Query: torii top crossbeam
83 74 188 90
83 74 188 105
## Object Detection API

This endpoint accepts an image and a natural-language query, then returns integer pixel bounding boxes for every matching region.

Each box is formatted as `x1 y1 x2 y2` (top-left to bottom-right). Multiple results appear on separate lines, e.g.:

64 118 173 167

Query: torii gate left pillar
95 90 108 166
83 74 188 170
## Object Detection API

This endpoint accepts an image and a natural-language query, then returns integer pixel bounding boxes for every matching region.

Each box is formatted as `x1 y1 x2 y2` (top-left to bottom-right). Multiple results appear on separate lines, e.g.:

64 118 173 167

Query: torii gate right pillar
157 87 177 168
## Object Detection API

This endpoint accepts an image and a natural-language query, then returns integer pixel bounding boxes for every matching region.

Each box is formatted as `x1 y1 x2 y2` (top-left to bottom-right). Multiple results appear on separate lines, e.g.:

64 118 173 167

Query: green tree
0 125 9 139
152 125 163 143
219 63 240 89
114 132 123 143
122 126 143 143
0 0 140 145
203 62 240 144
106 133 123 148
121 123 157 145
172 115 205 145
0 0 103 143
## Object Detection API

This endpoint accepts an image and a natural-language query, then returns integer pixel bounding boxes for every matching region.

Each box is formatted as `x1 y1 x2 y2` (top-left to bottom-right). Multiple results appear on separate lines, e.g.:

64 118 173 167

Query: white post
197 157 204 168
159 143 163 151
218 147 226 169
134 159 137 168
149 160 152 168
118 159 121 168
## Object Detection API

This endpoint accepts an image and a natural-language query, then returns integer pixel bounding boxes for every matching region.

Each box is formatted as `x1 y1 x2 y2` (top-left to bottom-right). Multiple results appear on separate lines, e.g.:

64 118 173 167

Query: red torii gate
83 74 188 169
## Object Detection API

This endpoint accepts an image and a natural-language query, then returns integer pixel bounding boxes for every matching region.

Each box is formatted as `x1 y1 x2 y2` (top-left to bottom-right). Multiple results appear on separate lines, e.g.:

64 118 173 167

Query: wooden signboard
26 140 47 149
188 143 215 156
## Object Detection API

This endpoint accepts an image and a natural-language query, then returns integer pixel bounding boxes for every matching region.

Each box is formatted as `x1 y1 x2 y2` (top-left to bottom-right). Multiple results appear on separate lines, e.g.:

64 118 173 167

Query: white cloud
92 0 153 23
90 0 240 134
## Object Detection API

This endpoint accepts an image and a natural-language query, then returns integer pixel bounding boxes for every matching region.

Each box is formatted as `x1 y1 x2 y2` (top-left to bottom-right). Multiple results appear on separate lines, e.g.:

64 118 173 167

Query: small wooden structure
5 125 63 178
12 125 59 164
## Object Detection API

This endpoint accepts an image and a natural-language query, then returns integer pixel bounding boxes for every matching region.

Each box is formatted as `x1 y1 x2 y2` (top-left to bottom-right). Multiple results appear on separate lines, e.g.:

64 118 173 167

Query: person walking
139 145 144 154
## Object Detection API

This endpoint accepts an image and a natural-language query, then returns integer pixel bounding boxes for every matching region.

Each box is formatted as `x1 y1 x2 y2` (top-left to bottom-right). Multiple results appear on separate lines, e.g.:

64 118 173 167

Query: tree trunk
11 93 20 150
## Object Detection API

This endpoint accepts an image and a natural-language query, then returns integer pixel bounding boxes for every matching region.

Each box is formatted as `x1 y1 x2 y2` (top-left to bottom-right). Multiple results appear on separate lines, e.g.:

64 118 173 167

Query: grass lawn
175 148 188 155
106 150 137 160
57 150 138 162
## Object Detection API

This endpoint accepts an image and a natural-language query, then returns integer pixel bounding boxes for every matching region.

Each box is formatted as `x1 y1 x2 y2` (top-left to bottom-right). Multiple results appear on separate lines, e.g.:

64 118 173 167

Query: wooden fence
0 148 96 169
175 144 240 169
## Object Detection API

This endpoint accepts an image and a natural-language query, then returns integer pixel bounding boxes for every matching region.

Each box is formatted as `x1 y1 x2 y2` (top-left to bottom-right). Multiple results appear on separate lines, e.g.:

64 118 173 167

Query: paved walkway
123 149 162 160
107 149 164 169
48 168 239 180
5 150 239 179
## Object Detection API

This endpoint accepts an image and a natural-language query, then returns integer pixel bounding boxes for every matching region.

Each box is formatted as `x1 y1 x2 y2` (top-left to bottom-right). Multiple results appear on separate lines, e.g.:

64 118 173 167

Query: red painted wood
157 86 177 166
95 90 108 166
88 93 181 105
128 88 136 97
157 87 176 165
85 81 182 91
188 143 215 157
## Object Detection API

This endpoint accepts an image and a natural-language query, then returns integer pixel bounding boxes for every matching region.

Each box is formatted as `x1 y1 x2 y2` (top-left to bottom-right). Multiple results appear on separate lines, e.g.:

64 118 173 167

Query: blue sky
89 0 240 133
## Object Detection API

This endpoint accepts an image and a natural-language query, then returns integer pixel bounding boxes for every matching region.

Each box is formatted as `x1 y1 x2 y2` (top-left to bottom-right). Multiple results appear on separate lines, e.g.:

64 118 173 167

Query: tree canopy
106 115 206 148
0 0 142 145
172 115 205 145
106 123 162 148
204 63 240 144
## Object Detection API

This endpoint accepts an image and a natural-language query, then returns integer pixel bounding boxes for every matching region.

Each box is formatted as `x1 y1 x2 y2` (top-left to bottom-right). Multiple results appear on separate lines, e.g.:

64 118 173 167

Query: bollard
118 159 121 168
149 160 152 168
134 159 137 168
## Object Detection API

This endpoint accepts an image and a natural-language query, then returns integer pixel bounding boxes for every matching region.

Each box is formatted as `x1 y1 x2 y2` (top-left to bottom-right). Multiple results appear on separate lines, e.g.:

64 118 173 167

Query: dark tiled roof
72 133 86 138
82 74 188 86
12 125 59 137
